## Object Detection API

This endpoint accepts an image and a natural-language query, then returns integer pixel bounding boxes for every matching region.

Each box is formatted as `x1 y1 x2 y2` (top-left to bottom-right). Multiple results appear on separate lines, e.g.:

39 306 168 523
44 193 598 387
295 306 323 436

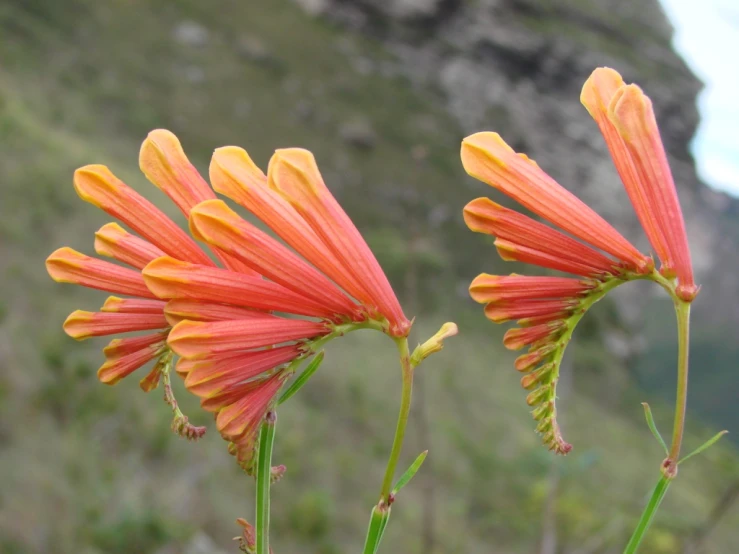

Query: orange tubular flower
49 129 415 470
581 68 697 301
188 200 361 319
463 67 699 455
168 317 329 359
469 274 595 303
208 146 410 336
461 132 652 273
464 198 620 277
209 147 376 312
139 129 259 277
46 133 266 402
268 149 410 336
143 256 345 321
166 312 329 471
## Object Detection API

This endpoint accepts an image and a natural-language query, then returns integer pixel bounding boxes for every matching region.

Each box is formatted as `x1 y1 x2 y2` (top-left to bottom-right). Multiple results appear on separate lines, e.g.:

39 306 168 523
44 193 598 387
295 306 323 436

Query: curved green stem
379 337 414 501
623 476 671 554
256 411 277 554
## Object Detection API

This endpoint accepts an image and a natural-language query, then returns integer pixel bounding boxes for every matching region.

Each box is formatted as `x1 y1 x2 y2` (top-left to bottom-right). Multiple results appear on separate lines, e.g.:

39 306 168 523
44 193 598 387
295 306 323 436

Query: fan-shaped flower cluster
47 130 409 471
463 67 698 453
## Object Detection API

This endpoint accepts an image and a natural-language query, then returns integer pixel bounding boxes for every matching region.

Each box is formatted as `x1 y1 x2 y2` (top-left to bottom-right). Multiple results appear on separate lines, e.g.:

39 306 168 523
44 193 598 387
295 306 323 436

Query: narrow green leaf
278 351 324 405
391 450 428 495
375 512 391 553
623 475 671 553
641 403 668 455
679 431 728 465
362 505 390 554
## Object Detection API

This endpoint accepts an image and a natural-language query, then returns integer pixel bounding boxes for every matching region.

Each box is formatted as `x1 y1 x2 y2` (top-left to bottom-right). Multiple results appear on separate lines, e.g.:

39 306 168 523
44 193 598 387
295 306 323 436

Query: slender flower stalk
379 337 415 501
255 411 277 554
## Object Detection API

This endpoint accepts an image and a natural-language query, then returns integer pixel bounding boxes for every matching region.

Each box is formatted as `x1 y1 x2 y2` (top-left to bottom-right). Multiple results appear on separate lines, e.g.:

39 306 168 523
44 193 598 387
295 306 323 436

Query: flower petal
139 129 215 214
268 148 410 336
495 238 612 277
503 322 566 351
214 372 285 438
168 318 328 359
46 247 156 298
63 310 168 340
461 132 650 272
143 256 341 319
73 164 213 265
190 199 359 318
514 344 557 372
94 223 166 269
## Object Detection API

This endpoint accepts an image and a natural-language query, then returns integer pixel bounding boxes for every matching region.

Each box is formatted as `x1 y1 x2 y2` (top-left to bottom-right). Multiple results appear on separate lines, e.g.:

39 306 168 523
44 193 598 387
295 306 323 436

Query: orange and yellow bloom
47 129 410 470
463 67 698 453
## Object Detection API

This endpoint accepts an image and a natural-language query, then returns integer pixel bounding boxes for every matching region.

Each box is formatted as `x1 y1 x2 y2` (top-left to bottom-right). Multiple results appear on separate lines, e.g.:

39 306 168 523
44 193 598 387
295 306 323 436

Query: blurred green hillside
0 1 737 553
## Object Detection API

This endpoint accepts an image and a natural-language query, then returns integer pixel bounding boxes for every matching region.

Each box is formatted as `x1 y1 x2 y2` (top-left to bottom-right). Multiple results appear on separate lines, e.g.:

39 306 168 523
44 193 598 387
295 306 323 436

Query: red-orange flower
581 68 698 301
48 129 412 469
153 145 411 468
462 67 698 453
209 146 411 337
167 314 327 471
461 133 652 274
45 140 231 392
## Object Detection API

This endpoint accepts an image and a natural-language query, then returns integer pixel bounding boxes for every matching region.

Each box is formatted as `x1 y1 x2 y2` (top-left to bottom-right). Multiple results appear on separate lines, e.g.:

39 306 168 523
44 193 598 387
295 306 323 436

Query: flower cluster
463 67 697 453
47 130 410 471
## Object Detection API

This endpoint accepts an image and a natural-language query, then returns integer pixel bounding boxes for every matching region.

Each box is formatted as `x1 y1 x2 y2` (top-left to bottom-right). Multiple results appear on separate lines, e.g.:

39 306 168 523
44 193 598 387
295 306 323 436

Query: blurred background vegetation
0 0 737 552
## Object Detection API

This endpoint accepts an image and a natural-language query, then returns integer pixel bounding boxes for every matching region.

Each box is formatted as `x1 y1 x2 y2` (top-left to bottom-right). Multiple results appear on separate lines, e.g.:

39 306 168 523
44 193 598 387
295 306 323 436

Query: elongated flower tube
163 299 264 326
209 147 373 310
46 133 272 442
465 198 620 277
267 148 411 336
143 257 345 321
139 129 259 276
462 67 698 454
188 199 361 319
167 314 328 471
581 68 697 301
73 164 214 266
461 132 652 273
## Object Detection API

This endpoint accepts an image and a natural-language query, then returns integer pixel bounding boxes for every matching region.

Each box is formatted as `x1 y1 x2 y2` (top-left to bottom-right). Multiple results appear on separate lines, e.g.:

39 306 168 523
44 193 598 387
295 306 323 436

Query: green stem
623 295 691 552
668 301 691 464
256 411 277 554
623 475 671 554
379 337 414 501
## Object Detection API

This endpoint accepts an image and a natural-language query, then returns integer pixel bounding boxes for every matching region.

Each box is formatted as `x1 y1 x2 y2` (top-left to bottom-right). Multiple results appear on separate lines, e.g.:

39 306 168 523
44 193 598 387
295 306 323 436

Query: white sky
658 0 739 196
